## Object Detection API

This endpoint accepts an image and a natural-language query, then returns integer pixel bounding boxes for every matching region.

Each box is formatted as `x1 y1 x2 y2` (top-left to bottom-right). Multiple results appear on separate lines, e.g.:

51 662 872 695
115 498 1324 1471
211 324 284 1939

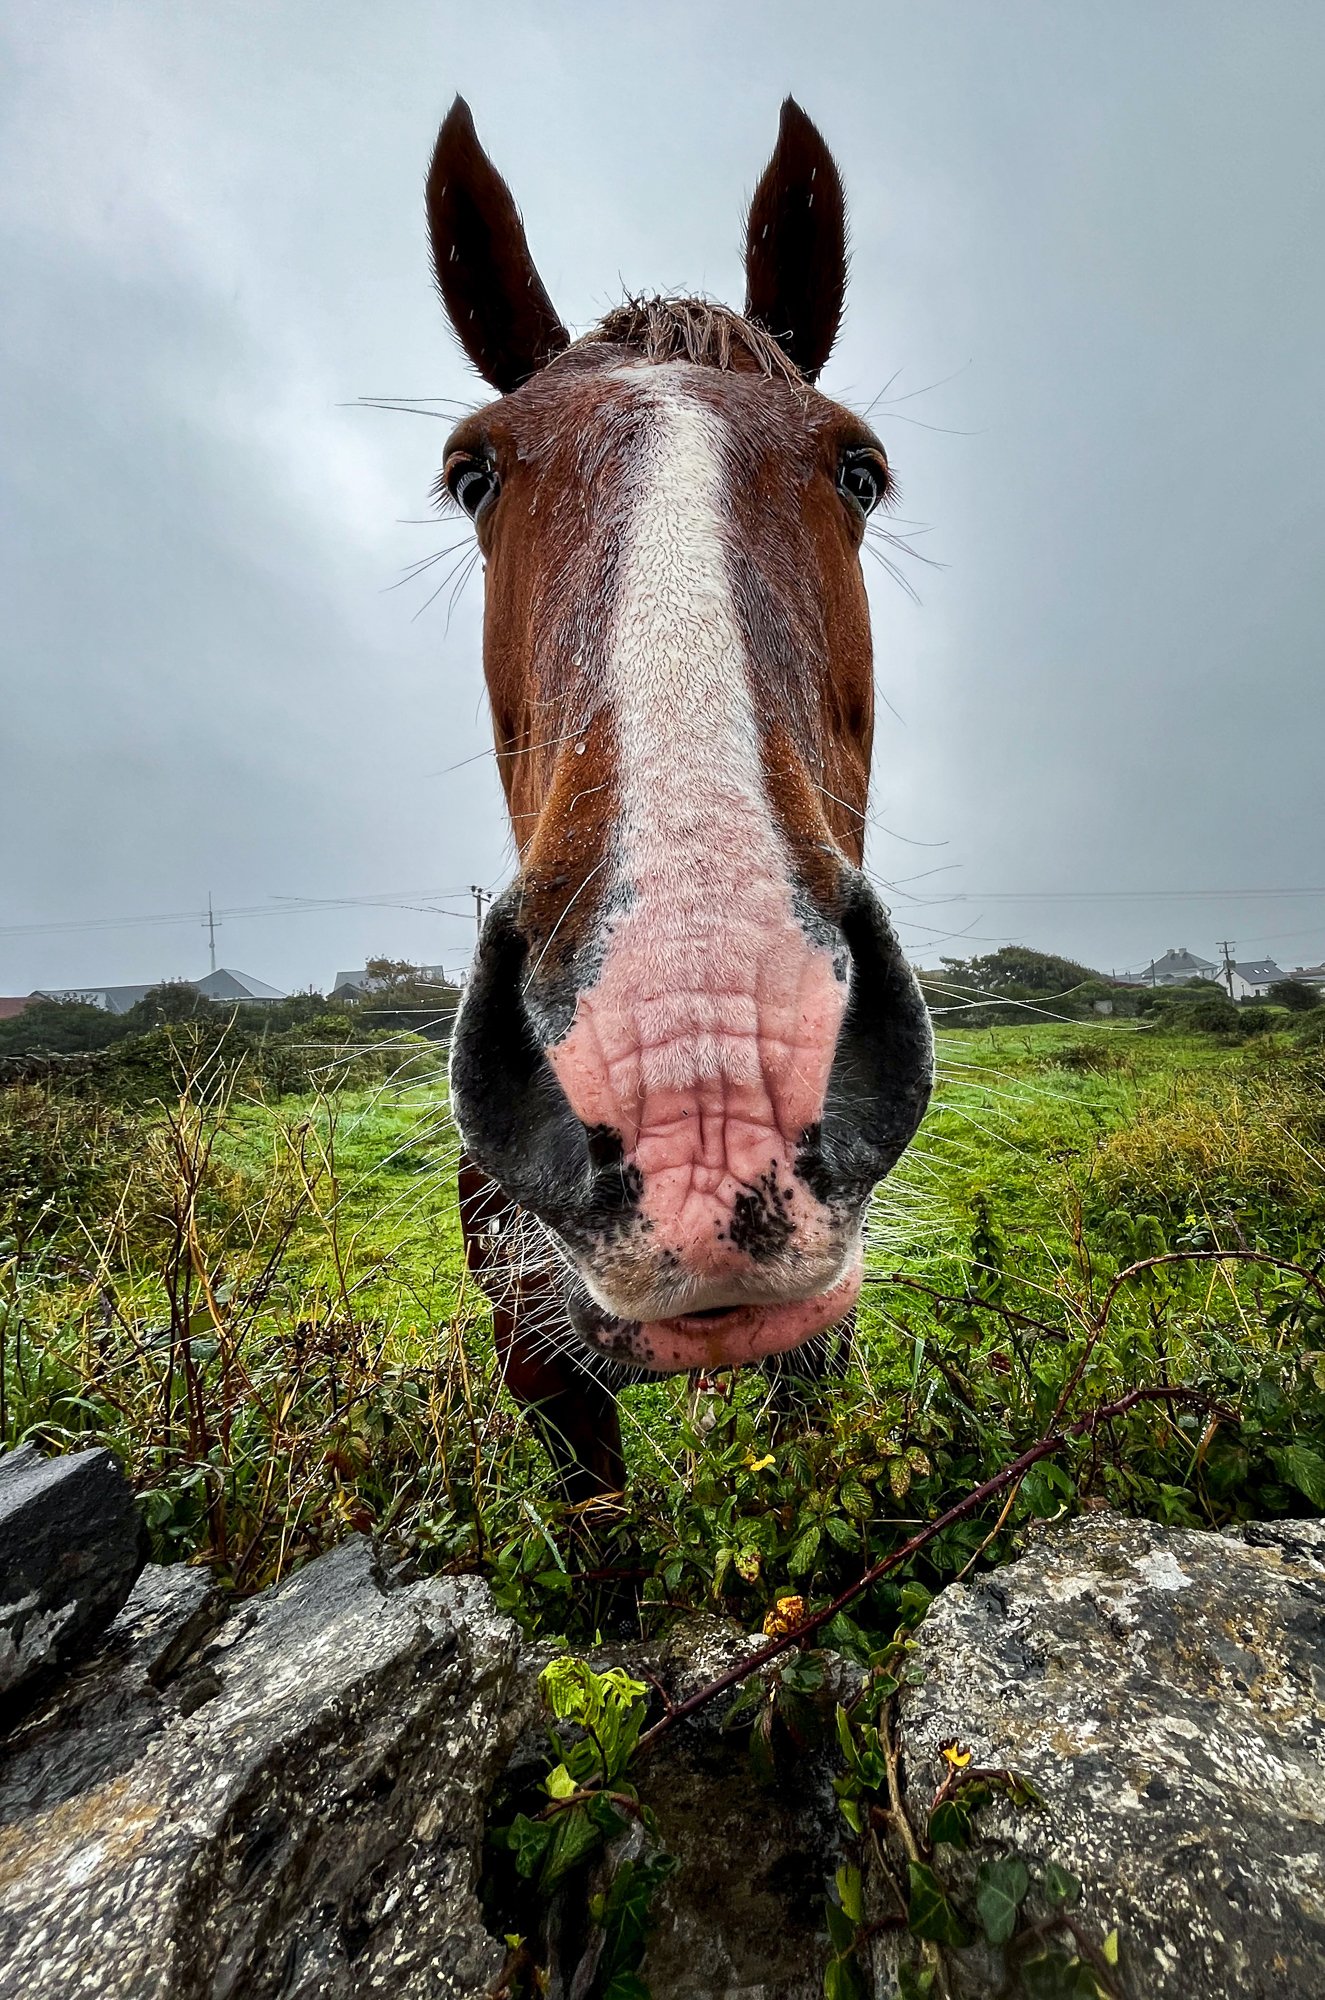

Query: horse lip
563 1262 863 1373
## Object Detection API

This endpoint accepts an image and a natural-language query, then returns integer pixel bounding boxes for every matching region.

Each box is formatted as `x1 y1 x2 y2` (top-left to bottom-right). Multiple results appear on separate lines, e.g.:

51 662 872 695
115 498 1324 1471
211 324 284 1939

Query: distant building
1136 947 1218 987
331 964 456 1001
35 969 286 1015
1291 962 1325 991
0 997 33 1021
1229 958 1285 1000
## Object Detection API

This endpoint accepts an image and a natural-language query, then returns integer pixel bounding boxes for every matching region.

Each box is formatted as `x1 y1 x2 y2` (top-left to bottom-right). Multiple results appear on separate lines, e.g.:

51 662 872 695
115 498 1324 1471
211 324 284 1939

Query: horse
426 96 934 1501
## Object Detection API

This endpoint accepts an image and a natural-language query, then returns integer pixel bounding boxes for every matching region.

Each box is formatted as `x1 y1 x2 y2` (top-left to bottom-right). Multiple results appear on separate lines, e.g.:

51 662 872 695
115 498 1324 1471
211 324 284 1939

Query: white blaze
602 370 804 1093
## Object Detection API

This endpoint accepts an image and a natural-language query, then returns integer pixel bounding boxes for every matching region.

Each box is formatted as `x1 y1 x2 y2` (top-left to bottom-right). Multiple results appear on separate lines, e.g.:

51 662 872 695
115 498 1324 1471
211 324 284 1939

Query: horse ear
425 97 569 393
744 98 848 383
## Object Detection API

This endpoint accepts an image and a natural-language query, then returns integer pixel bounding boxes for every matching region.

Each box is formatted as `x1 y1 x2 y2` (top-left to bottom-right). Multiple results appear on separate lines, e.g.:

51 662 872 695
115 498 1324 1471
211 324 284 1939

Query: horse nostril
814 873 935 1205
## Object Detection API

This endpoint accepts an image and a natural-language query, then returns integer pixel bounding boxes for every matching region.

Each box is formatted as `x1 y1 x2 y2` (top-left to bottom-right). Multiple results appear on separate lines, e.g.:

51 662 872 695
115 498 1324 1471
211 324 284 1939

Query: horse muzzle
449 872 933 1372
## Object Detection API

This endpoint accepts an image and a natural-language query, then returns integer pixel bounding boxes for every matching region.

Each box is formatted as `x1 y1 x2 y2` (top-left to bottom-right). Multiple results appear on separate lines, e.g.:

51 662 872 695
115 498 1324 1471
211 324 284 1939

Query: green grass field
3 1020 1323 1639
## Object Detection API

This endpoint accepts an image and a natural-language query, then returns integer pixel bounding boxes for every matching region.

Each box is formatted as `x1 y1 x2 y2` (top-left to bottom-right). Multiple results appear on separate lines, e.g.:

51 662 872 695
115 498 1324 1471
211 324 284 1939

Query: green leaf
1043 1859 1082 1907
824 1955 866 2000
975 1857 1029 1944
927 1798 972 1849
836 1863 864 1925
1268 1443 1325 1508
897 1581 932 1628
1003 1771 1048 1810
1019 1951 1106 1998
896 1966 936 2000
543 1762 577 1800
788 1524 822 1576
825 1893 857 1954
906 1862 970 1946
504 1812 552 1879
781 1654 825 1696
601 1974 651 2000
539 1801 604 1890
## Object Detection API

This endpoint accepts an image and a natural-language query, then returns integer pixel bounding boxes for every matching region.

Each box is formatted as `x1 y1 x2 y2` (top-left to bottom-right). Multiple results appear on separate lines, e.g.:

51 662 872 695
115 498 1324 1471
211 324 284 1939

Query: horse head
429 97 933 1377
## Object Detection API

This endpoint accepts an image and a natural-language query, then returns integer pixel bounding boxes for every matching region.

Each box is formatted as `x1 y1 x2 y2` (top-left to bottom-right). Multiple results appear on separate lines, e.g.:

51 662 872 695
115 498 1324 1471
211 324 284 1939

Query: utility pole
1217 939 1237 1001
203 893 219 974
469 885 491 949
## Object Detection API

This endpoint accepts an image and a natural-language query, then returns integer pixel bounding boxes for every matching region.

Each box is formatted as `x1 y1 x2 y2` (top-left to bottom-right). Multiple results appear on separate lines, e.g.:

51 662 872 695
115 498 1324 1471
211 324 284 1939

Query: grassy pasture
2 1020 1323 1645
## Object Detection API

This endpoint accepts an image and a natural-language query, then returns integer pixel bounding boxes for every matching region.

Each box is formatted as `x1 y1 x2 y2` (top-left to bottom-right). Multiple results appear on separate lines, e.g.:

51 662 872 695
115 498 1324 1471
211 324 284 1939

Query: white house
1229 959 1285 1000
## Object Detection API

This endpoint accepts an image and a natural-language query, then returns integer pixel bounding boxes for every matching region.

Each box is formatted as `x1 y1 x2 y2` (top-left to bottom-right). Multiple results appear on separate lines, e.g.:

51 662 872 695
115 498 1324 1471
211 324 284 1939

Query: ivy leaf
906 1862 970 1946
503 1812 552 1879
975 1857 1029 1944
1019 1950 1106 1998
1043 1859 1082 1907
927 1798 972 1849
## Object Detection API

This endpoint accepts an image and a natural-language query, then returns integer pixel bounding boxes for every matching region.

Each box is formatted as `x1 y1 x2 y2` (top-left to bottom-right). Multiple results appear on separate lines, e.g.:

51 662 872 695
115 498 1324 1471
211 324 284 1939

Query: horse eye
445 452 499 521
837 448 888 518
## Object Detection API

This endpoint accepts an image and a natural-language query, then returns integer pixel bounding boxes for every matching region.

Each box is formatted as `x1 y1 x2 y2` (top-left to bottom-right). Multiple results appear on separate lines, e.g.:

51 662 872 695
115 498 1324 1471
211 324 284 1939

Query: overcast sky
2 0 1322 996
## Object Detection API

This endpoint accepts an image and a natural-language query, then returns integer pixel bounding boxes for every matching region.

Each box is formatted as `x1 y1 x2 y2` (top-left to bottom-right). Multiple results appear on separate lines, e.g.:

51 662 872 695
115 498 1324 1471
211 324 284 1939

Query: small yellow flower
941 1741 973 1770
745 1452 776 1473
762 1594 806 1637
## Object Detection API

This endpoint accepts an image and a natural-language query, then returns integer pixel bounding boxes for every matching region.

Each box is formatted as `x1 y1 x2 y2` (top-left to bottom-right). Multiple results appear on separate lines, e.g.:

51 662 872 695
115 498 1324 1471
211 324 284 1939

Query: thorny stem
638 1247 1320 1772
637 1382 1212 1757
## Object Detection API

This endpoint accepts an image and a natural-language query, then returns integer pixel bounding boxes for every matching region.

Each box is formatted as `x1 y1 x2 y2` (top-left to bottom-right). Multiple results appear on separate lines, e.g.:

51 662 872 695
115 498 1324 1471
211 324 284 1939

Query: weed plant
1 1020 1322 1650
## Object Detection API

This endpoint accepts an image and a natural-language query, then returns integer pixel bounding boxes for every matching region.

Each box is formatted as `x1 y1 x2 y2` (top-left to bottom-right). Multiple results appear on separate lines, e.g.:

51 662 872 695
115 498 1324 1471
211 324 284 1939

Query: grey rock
888 1512 1325 2000
0 1536 522 1999
5 1512 1323 1999
0 1443 148 1709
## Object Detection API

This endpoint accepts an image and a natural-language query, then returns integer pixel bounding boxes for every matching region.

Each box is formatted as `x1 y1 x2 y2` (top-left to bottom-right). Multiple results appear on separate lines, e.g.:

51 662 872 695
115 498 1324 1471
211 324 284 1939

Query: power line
2 883 1323 947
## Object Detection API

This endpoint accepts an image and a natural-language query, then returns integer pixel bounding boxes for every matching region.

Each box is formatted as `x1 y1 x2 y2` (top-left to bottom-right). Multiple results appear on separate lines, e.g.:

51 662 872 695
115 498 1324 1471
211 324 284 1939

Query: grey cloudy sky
2 0 1322 996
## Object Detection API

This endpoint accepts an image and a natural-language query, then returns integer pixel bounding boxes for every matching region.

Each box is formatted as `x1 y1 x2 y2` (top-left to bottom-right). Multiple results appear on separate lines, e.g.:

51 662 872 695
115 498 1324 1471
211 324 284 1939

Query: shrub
1269 979 1322 1013
1238 1006 1279 1036
1160 992 1243 1037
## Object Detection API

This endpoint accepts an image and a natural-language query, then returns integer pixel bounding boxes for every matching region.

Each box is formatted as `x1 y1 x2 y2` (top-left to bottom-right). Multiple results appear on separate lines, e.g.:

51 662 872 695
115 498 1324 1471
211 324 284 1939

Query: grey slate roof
36 969 285 1014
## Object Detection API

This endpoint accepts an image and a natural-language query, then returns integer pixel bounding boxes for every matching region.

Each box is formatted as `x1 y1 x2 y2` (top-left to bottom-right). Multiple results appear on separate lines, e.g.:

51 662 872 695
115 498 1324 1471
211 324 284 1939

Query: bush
0 998 125 1059
1160 992 1243 1037
1269 979 1322 1013
1238 1006 1279 1036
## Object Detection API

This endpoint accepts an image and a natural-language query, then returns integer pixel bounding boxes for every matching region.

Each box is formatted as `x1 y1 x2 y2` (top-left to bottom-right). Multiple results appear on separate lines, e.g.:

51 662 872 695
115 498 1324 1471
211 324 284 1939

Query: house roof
1233 959 1283 984
36 970 286 1014
332 964 455 993
1140 947 1217 977
0 997 32 1020
195 968 286 1002
36 983 159 1015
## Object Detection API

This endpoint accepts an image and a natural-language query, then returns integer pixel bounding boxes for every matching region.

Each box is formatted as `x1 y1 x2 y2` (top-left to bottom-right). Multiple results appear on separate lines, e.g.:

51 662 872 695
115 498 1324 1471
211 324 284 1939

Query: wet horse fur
426 96 934 1496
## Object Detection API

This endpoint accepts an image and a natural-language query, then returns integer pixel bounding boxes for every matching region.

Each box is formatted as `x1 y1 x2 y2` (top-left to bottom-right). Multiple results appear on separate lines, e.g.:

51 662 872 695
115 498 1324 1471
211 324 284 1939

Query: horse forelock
560 296 807 387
